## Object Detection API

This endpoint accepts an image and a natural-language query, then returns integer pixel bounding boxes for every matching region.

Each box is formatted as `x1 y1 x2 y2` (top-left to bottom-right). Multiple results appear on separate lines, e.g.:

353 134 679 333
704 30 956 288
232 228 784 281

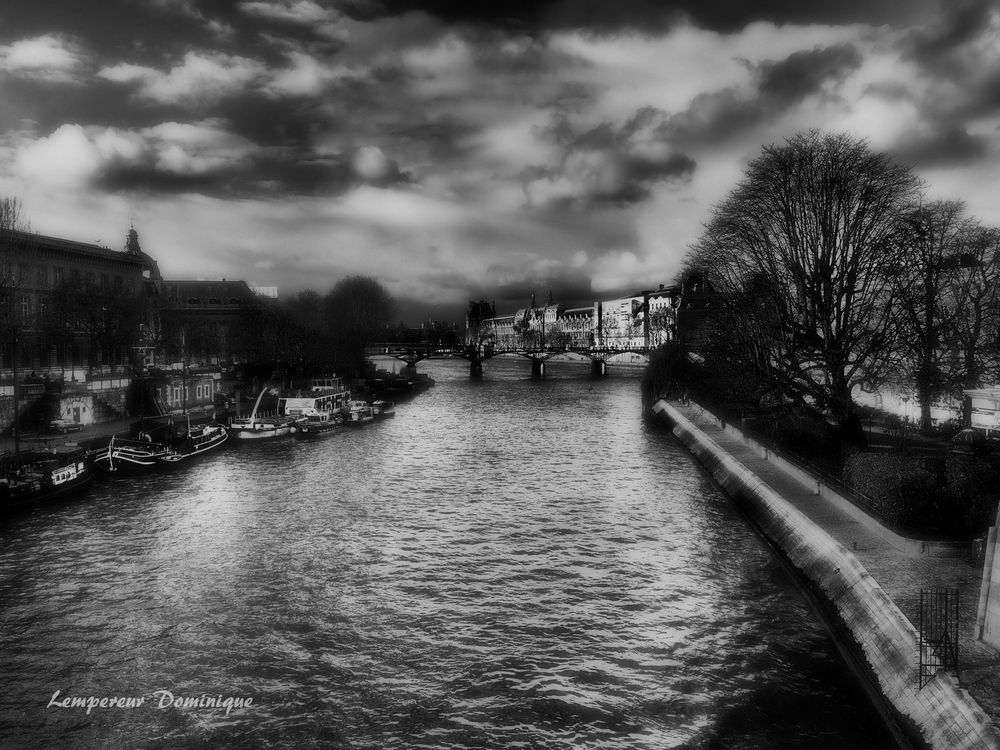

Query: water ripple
0 360 893 749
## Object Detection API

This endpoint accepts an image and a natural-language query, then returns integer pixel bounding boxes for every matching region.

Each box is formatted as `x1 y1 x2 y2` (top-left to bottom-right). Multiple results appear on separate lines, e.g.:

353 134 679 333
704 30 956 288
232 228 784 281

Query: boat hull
162 427 230 463
228 423 295 440
91 443 177 473
295 422 342 437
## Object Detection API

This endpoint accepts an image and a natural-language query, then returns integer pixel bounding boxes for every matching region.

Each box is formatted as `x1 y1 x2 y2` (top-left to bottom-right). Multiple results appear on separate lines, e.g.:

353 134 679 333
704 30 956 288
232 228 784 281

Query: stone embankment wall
653 400 1000 750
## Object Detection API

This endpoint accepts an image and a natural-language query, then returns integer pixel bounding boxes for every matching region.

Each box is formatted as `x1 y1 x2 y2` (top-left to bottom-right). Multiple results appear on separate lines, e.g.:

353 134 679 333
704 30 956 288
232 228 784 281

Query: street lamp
900 393 910 449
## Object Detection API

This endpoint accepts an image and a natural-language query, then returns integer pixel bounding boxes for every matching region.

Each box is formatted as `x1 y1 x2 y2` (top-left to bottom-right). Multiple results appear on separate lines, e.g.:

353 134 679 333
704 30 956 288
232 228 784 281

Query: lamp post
900 393 910 449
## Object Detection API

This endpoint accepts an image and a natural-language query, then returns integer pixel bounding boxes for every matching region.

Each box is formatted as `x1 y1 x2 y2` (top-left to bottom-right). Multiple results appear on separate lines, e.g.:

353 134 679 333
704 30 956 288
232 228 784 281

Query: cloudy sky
1 0 998 321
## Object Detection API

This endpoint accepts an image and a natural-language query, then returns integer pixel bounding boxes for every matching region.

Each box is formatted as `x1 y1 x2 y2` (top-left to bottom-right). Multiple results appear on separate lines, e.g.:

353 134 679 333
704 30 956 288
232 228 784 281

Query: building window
37 266 48 286
20 296 29 319
127 278 134 294
85 271 95 285
53 267 63 285
71 269 80 282
114 275 123 289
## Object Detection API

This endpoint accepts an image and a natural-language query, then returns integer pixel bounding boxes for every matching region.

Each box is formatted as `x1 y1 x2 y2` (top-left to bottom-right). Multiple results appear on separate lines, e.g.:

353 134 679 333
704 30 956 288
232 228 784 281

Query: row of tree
681 130 1000 443
226 277 397 380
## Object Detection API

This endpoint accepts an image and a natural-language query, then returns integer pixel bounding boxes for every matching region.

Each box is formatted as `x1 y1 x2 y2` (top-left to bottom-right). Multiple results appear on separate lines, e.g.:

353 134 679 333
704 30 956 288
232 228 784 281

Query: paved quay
664 401 1000 729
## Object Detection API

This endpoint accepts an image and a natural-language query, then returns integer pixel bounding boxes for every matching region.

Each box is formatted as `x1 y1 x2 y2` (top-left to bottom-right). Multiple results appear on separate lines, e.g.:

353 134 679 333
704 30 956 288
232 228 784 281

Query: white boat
229 388 300 440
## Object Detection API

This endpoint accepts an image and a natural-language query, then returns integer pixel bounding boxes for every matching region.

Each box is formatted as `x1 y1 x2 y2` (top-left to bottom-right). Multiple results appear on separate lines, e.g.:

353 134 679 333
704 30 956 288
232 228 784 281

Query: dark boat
371 400 395 419
346 400 375 425
0 447 93 513
159 420 229 464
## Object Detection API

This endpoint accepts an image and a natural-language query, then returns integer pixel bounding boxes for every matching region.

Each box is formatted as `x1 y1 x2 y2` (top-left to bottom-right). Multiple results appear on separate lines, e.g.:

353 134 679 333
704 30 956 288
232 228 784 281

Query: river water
0 358 895 749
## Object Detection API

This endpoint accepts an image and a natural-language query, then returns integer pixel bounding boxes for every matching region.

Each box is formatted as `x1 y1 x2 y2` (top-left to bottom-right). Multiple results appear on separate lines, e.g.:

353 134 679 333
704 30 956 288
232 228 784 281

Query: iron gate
918 588 960 689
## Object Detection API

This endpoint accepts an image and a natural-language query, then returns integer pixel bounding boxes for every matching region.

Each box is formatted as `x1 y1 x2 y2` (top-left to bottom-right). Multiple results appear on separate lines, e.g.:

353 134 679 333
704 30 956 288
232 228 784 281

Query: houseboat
0 447 93 512
280 391 346 438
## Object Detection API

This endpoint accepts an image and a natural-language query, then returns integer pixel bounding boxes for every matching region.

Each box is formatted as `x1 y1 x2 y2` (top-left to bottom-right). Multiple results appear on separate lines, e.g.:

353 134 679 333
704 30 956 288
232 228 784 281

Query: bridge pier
591 359 607 378
530 359 546 379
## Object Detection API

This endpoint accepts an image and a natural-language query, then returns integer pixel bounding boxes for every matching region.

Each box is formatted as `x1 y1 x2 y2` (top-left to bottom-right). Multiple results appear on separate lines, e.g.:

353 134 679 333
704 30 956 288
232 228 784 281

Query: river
0 358 895 749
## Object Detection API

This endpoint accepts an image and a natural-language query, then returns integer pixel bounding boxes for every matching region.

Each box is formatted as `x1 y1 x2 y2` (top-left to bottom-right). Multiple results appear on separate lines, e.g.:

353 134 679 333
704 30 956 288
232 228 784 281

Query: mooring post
531 359 546 379
591 359 607 378
469 360 483 378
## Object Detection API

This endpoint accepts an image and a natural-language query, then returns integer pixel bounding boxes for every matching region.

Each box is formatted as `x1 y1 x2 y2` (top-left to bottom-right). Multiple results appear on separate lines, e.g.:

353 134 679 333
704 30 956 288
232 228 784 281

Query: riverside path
656 399 1000 748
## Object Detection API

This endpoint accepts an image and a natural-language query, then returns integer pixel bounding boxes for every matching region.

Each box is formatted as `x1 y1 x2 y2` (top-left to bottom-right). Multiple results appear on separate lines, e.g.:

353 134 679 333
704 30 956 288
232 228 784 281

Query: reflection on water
0 359 893 748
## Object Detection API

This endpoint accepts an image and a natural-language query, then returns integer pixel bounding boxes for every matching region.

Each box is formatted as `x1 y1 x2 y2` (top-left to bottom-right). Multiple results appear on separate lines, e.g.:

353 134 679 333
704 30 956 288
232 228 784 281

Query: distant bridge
366 342 655 378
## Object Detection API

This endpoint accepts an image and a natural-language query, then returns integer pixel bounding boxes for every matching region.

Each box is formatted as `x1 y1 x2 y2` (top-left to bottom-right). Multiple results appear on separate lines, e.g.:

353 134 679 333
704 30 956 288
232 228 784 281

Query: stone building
157 278 262 367
0 225 161 378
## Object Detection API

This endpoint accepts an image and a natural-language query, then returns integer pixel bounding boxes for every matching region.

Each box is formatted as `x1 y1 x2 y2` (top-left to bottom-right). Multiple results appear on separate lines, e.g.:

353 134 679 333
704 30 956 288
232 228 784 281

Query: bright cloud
0 34 86 81
98 51 267 104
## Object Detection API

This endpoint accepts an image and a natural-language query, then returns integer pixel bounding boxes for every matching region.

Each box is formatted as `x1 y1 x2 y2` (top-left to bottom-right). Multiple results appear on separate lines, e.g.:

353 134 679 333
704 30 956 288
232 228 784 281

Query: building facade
467 285 681 351
157 279 263 367
0 226 161 378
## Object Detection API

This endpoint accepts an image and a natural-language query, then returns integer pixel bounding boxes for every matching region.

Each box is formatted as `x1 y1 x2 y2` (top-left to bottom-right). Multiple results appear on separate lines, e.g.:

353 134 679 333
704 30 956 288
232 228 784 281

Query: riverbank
0 405 219 455
653 398 1000 750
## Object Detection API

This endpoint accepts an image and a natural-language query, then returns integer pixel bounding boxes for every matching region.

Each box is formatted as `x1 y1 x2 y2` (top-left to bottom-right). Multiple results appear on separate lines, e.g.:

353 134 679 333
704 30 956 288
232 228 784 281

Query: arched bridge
366 342 655 378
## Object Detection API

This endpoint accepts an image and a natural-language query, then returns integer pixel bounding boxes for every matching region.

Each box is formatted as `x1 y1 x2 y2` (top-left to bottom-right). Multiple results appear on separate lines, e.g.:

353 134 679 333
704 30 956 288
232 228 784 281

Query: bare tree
895 200 973 431
942 225 1000 406
687 131 922 442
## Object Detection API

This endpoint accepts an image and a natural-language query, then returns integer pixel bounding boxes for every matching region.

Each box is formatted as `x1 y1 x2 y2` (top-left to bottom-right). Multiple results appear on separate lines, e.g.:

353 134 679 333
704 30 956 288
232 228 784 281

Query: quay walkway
656 399 1000 748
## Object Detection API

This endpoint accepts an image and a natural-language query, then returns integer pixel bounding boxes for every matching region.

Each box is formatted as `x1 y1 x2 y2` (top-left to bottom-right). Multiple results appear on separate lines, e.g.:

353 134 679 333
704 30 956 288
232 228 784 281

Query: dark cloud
95 146 409 197
662 88 763 148
889 126 990 167
903 0 996 67
523 110 696 209
362 0 938 33
662 45 864 149
758 44 863 106
472 272 596 311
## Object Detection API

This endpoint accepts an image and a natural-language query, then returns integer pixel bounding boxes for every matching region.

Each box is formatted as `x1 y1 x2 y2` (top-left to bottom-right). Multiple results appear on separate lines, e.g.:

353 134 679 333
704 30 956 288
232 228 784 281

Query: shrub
758 410 843 474
842 451 997 539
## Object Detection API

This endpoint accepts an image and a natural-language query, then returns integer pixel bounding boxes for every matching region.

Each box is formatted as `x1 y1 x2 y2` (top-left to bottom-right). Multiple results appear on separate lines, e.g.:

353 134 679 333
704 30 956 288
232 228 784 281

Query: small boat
229 387 300 440
346 400 375 425
295 410 344 437
371 400 395 419
159 420 229 464
90 435 179 473
0 447 93 512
